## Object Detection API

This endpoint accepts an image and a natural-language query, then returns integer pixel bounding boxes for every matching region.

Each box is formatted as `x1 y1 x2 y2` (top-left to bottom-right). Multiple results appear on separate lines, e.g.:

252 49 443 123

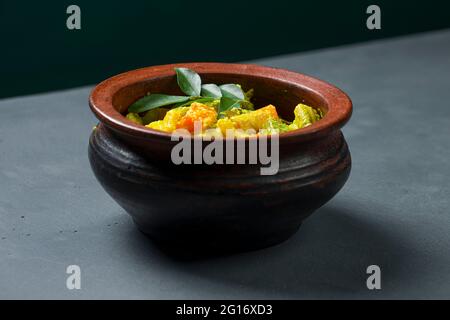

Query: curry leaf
175 68 201 96
128 94 189 113
201 84 222 98
219 84 245 100
219 97 241 113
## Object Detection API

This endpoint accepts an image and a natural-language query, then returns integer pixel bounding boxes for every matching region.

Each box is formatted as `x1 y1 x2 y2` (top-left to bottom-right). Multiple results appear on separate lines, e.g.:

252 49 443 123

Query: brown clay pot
88 63 352 255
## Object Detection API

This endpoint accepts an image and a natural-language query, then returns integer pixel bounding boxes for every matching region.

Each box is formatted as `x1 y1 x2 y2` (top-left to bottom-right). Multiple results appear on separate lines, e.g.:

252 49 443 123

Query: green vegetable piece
175 68 202 96
128 94 189 113
262 118 291 134
125 112 143 125
244 88 254 101
239 99 254 110
141 108 169 125
293 103 322 128
288 123 299 131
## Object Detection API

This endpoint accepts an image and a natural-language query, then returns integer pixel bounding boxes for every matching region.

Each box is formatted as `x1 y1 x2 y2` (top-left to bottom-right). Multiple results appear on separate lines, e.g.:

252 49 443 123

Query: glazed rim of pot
89 63 352 143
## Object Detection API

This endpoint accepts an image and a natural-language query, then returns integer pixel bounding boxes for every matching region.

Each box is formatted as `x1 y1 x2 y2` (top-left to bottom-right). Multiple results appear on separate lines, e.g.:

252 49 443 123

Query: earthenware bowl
88 63 352 255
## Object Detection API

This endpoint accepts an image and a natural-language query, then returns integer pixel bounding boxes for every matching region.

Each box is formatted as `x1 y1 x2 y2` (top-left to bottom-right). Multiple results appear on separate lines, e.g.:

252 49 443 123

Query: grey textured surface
1 30 450 299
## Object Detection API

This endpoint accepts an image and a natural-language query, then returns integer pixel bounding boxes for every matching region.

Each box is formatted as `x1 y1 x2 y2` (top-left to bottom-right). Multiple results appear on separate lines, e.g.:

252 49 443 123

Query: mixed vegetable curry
125 68 323 137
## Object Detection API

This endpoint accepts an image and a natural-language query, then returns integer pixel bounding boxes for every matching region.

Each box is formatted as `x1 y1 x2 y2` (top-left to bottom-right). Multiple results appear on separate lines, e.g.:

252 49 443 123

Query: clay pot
88 63 352 255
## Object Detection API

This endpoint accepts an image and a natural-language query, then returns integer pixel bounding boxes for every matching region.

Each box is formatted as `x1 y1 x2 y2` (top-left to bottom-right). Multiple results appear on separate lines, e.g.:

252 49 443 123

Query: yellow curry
126 101 322 137
124 68 323 137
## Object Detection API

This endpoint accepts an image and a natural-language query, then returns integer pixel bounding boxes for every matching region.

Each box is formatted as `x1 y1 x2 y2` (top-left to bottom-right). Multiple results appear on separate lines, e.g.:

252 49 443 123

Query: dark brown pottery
88 63 352 255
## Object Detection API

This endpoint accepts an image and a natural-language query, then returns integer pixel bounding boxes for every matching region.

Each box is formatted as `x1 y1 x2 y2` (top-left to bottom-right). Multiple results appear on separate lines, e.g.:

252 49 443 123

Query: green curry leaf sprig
128 68 253 114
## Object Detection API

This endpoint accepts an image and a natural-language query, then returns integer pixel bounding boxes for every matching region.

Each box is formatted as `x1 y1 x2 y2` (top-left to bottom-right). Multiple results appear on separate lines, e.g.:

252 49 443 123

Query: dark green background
1 0 449 98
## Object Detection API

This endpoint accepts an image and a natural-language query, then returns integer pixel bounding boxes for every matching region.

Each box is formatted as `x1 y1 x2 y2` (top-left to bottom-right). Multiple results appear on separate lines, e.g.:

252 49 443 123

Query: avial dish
124 68 323 137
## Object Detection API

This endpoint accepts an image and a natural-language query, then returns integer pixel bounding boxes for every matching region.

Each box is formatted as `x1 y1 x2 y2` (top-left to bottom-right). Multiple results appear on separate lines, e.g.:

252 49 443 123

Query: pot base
89 124 351 255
